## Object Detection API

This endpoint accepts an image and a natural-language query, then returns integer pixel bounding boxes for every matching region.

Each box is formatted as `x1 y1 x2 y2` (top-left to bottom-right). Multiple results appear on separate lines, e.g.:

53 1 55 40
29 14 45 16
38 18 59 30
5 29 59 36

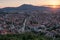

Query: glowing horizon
0 0 60 8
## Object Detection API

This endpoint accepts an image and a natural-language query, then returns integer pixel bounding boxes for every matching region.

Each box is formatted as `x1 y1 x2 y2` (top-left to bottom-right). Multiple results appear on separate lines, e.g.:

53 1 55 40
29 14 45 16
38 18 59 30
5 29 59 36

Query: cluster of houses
0 11 60 37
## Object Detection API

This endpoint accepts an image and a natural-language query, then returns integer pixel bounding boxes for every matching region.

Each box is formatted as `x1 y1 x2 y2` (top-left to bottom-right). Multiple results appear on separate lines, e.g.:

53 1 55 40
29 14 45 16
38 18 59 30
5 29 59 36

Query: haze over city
0 0 60 8
0 0 60 40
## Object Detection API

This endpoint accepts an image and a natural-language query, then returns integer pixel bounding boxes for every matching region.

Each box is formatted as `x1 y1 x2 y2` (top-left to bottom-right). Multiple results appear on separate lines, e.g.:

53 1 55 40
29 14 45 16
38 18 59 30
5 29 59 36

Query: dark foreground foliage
0 32 60 40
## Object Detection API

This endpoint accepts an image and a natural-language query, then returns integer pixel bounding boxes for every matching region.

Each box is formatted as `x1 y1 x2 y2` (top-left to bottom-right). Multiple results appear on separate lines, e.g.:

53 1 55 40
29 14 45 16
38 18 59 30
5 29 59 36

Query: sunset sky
0 0 60 8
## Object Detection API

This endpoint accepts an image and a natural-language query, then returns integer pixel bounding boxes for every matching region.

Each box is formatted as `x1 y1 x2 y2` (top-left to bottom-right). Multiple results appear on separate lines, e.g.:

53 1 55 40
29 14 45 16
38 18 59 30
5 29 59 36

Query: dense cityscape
0 4 60 40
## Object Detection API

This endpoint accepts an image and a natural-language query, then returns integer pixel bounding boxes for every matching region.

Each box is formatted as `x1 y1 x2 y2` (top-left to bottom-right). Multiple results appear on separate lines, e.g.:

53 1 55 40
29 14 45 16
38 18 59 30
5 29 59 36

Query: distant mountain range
0 4 60 13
